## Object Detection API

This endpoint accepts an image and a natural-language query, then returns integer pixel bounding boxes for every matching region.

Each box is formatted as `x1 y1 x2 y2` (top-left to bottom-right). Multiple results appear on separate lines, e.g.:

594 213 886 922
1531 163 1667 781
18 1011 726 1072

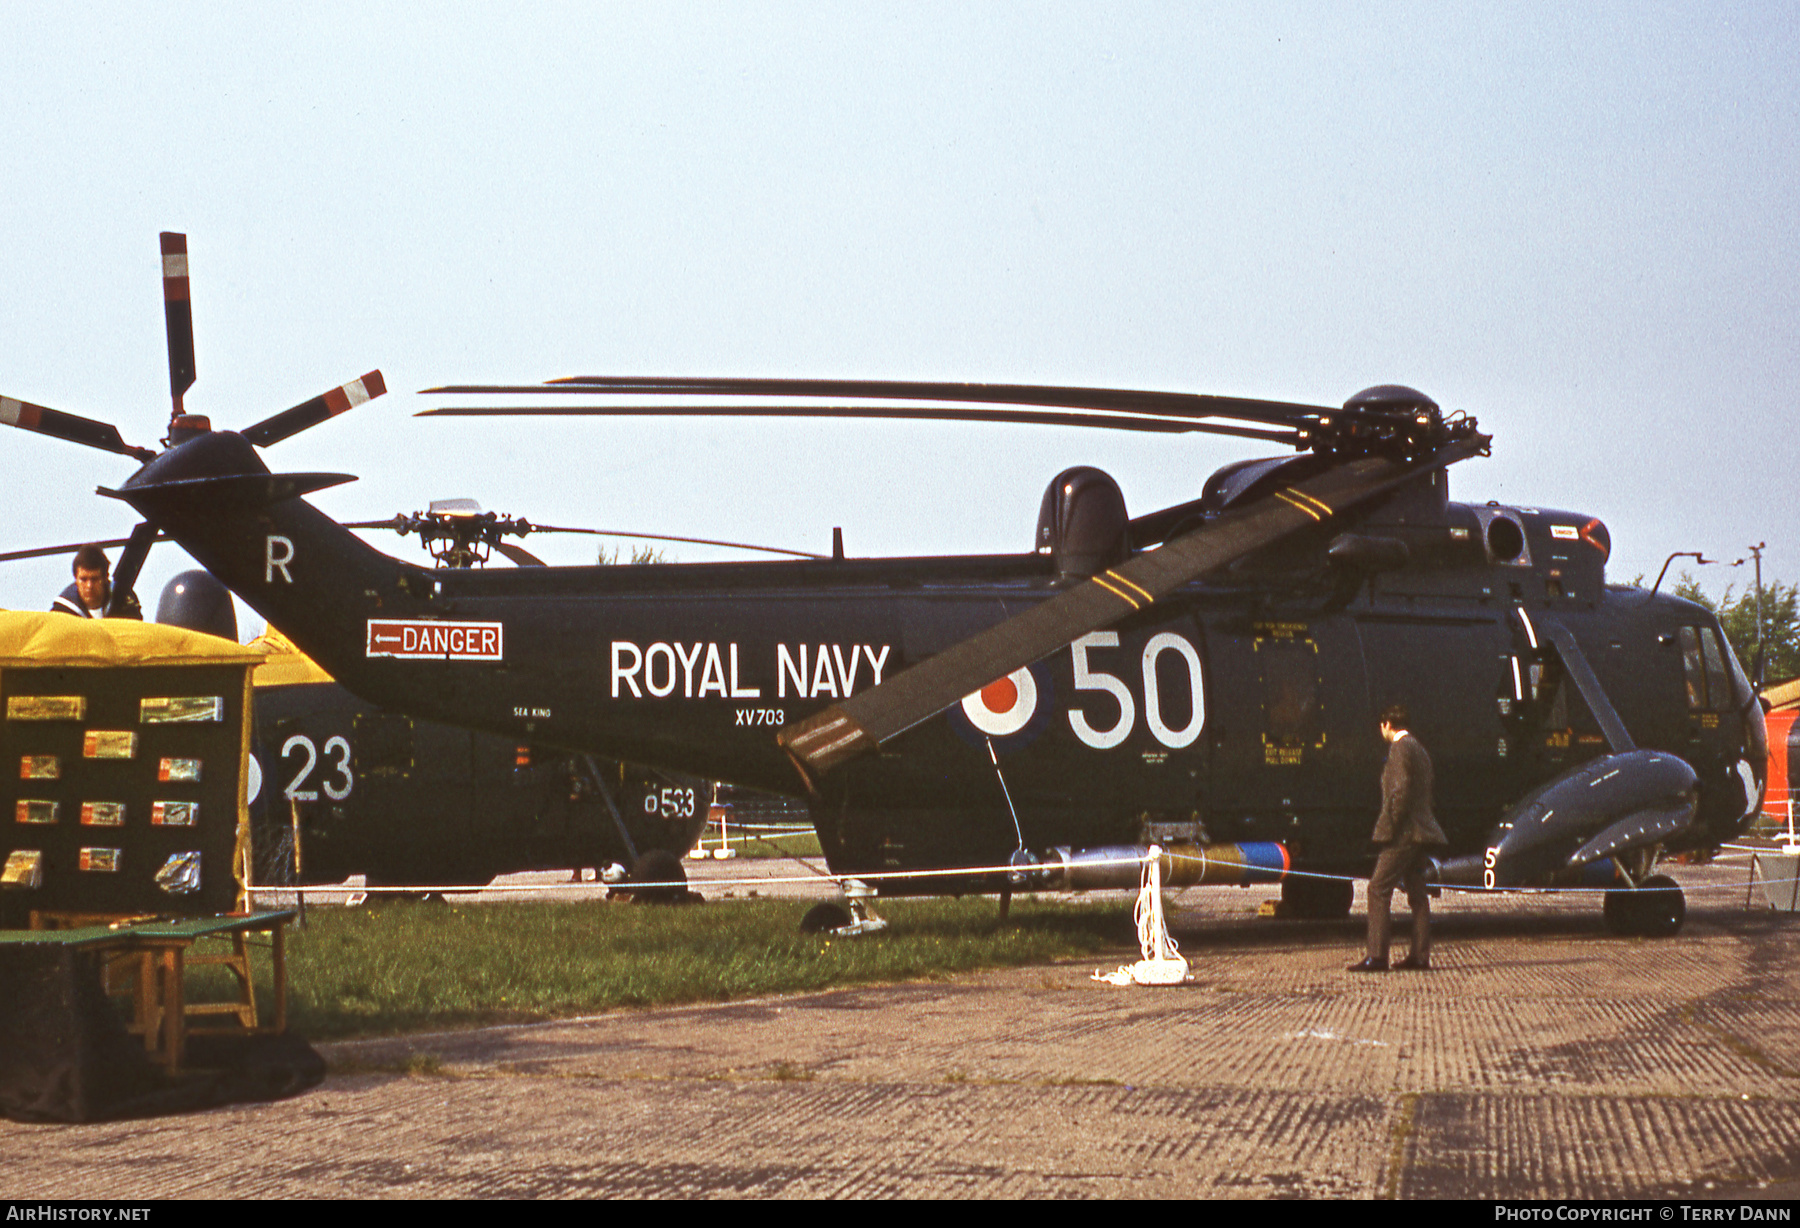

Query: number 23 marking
282 734 353 801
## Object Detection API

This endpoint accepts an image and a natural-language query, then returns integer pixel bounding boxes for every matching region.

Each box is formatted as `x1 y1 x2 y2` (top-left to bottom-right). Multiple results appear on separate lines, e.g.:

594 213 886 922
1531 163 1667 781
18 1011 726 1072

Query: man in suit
1349 703 1449 972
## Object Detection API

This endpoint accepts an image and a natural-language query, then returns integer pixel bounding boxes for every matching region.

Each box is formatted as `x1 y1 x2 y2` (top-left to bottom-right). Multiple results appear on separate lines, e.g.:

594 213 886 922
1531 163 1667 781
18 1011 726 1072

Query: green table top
0 910 295 947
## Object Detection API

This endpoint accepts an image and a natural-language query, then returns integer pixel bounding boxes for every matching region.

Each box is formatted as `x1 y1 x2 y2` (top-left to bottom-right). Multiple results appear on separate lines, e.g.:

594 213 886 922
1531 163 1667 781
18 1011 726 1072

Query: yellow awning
1765 677 1800 713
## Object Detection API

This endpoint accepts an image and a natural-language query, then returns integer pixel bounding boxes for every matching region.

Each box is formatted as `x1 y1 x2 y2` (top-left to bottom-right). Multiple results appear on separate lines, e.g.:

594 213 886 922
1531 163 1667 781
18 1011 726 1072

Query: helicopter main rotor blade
494 541 547 567
424 376 1334 432
778 439 1486 778
241 371 387 448
417 403 1304 446
0 395 155 461
522 523 829 560
0 535 152 564
161 232 196 415
343 514 827 560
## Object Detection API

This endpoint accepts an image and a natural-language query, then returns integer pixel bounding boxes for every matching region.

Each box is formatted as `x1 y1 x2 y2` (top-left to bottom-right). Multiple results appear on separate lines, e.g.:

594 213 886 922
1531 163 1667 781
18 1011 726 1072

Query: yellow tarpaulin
246 626 335 688
0 611 265 669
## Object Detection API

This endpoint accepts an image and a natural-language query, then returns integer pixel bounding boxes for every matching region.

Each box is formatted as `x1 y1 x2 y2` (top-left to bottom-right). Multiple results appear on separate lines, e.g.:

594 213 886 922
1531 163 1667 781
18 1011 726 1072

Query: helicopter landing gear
1280 874 1354 920
797 879 888 935
800 902 852 932
621 849 699 905
1603 874 1685 937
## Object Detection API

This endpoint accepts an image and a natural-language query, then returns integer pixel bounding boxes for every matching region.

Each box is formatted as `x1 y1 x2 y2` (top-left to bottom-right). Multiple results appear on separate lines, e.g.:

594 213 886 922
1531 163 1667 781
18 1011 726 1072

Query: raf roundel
960 666 1039 737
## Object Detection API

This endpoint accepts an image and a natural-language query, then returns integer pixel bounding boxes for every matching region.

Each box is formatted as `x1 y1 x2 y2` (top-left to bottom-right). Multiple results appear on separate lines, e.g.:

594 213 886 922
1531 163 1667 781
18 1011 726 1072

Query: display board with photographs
1 662 251 924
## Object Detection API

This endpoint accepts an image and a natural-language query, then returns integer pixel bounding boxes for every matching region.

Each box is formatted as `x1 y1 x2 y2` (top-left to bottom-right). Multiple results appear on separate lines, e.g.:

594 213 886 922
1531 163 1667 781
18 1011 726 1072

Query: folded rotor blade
417 403 1303 446
241 371 387 447
779 440 1483 777
161 232 196 411
424 376 1335 432
0 395 155 461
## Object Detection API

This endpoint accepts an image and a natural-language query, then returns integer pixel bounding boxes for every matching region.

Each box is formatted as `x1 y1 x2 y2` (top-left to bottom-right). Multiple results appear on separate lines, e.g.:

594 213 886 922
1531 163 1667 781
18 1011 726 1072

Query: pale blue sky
3 2 1795 619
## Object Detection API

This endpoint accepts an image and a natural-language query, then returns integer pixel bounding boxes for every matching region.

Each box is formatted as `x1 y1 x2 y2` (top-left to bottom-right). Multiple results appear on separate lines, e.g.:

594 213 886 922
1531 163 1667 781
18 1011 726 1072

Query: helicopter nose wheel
1603 874 1686 937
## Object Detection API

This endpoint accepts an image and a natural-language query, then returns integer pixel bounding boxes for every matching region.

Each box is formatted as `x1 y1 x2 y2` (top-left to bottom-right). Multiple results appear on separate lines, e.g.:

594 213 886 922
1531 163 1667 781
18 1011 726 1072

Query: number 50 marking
1068 630 1205 750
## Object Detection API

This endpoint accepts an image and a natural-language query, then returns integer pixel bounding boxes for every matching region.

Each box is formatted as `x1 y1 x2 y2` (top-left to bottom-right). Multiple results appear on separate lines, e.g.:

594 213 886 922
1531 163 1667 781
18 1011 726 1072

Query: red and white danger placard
366 619 504 661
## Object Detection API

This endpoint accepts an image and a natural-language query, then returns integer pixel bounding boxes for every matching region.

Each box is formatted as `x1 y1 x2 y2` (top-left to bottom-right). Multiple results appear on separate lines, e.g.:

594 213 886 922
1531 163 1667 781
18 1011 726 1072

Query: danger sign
366 619 504 661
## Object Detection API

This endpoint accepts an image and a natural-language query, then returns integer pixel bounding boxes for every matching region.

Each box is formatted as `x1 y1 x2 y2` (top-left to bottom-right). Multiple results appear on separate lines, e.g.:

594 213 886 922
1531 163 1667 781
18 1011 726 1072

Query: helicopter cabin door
1355 614 1511 848
1198 616 1368 856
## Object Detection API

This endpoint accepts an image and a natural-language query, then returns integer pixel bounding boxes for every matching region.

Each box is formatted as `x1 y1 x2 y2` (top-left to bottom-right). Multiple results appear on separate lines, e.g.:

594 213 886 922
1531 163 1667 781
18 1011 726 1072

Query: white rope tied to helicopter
1093 844 1190 987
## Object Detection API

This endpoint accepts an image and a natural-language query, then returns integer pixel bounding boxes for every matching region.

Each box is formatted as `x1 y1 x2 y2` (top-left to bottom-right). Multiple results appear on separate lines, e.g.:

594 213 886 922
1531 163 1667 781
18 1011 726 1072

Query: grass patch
199 895 1131 1041
706 831 824 860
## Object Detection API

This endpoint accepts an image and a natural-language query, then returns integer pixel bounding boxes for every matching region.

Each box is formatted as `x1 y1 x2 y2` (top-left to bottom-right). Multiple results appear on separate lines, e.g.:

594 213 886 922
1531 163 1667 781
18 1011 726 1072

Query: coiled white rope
1092 845 1190 987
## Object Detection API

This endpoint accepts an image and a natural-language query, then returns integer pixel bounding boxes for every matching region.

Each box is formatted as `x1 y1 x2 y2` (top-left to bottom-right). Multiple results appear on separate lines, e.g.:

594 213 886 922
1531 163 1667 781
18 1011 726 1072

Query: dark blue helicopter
3 234 1767 935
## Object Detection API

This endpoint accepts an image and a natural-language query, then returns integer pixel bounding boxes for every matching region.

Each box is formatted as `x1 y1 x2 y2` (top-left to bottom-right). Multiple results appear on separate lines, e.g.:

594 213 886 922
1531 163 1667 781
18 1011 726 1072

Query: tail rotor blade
160 232 196 413
242 371 387 447
1 395 154 461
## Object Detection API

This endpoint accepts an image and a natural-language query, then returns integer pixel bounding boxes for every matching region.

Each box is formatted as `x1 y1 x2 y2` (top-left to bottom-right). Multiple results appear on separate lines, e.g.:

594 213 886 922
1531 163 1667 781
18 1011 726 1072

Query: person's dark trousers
1366 844 1430 962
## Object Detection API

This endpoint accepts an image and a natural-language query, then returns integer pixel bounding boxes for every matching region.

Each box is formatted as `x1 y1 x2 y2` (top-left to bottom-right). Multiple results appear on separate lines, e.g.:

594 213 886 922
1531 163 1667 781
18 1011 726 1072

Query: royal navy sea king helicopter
2 234 1768 934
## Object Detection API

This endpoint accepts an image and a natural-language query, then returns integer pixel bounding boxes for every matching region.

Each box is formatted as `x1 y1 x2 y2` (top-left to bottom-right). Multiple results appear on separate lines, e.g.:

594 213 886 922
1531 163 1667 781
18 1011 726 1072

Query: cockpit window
1719 628 1755 708
1679 626 1707 709
1700 627 1732 711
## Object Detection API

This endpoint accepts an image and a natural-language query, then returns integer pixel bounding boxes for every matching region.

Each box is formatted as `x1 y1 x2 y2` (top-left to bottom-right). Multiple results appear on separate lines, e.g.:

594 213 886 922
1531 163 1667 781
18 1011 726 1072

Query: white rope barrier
246 840 1800 904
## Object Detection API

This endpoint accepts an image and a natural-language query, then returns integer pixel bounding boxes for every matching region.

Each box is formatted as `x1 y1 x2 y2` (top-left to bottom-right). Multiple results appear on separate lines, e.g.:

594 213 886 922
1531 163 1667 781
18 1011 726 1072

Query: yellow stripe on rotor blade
1284 487 1334 518
1104 569 1154 604
1273 489 1325 521
1091 574 1143 609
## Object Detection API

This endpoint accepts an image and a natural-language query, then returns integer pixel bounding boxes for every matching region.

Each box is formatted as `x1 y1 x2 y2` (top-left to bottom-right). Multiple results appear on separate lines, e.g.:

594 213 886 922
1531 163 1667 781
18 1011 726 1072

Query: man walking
1349 703 1448 971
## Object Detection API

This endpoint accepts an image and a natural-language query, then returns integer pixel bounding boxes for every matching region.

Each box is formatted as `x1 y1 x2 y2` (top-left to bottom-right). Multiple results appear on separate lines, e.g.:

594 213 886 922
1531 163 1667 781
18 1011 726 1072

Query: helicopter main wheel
800 902 853 933
624 850 696 905
1280 875 1354 920
1603 874 1686 937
